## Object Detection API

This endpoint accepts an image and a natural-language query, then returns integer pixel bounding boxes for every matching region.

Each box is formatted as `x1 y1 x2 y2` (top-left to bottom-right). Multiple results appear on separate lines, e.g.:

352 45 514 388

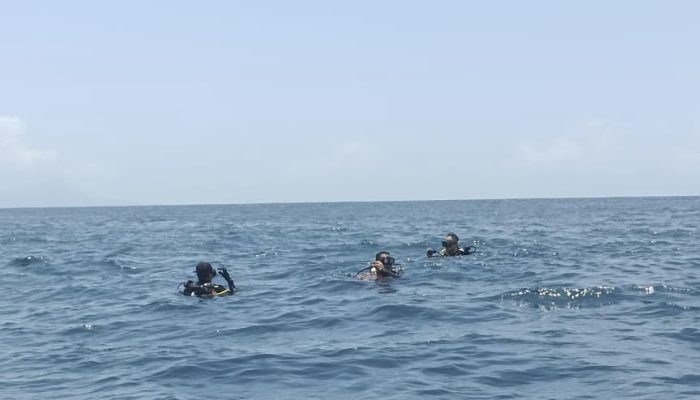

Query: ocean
1 197 699 399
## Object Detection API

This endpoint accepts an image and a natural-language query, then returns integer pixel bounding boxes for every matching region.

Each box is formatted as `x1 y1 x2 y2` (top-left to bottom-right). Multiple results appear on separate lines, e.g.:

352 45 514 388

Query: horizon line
1 194 698 211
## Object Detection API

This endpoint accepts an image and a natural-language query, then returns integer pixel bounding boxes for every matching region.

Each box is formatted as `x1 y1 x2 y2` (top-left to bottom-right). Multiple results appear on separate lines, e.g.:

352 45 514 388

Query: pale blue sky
1 1 698 207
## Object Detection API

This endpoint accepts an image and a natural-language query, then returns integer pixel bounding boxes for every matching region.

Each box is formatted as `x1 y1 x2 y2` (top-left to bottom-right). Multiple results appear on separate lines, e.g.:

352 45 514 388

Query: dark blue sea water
1 197 699 399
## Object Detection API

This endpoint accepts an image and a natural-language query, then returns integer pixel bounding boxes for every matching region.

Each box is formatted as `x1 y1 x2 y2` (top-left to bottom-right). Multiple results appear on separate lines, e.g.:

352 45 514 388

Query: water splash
502 286 620 308
630 284 693 295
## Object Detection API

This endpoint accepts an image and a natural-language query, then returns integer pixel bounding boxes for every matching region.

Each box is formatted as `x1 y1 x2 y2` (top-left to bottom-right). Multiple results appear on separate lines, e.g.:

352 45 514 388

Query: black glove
218 267 232 280
426 248 436 257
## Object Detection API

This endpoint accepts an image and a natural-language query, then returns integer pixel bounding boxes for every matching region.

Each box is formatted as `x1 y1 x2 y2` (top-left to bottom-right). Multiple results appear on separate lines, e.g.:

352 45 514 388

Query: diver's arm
373 260 386 272
460 246 476 255
218 267 237 292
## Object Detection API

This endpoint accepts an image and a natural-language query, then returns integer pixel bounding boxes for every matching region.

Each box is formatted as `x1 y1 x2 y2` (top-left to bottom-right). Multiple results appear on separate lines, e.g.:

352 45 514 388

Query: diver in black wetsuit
426 232 476 257
355 251 402 280
181 262 236 297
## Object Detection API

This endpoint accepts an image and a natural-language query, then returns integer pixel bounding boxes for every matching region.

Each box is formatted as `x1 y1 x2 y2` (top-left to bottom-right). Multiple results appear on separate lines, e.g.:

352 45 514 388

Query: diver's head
195 261 216 284
442 233 460 250
375 251 395 268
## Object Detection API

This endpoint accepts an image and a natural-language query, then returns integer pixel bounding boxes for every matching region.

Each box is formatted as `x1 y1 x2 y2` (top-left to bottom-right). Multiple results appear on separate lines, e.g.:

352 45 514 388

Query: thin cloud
510 120 700 197
0 116 57 169
672 135 700 167
0 116 101 207
514 121 622 165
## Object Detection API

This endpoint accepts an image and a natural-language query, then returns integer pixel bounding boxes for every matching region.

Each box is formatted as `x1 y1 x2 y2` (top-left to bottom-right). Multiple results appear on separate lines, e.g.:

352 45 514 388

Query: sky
1 0 698 207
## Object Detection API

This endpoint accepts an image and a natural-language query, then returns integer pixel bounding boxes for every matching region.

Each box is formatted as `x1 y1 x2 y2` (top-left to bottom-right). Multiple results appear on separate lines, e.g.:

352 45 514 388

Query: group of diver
180 232 475 298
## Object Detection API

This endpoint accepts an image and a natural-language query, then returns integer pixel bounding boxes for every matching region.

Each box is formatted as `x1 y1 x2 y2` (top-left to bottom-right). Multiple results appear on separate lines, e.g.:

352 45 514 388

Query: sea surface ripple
1 197 699 399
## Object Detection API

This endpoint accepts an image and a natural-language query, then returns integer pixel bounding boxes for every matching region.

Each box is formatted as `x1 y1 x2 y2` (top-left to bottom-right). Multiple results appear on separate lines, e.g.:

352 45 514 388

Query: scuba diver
180 261 236 298
355 251 403 280
426 232 476 257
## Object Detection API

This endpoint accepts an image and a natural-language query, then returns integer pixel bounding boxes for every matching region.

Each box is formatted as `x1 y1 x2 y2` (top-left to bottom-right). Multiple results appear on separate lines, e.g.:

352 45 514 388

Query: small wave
657 328 700 343
630 284 694 295
635 301 696 317
229 324 289 336
8 256 47 267
105 246 134 258
502 286 620 308
93 258 138 272
656 374 700 385
368 304 448 320
421 363 473 377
